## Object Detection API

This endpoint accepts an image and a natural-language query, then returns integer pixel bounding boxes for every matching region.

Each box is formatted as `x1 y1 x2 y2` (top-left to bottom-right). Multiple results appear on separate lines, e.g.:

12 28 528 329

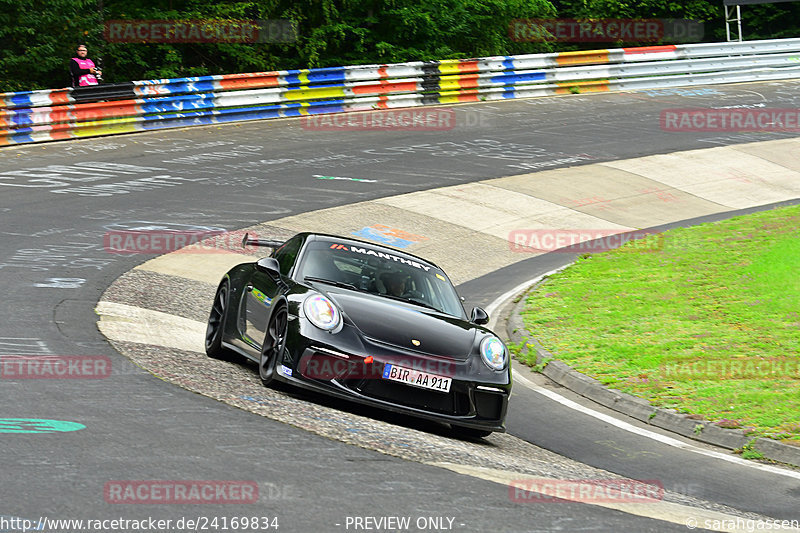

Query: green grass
518 204 800 443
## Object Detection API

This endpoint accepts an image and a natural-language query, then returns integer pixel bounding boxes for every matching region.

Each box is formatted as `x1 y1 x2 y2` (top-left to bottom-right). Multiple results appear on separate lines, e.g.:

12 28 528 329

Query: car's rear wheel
206 281 237 361
260 305 288 386
451 425 492 440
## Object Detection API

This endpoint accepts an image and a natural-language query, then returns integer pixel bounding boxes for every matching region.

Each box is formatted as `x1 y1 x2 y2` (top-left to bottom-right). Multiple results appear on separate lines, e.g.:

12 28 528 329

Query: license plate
382 363 451 393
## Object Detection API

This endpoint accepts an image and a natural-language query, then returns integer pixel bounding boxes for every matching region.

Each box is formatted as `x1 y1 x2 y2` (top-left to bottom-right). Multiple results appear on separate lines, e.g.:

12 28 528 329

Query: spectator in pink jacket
69 44 101 87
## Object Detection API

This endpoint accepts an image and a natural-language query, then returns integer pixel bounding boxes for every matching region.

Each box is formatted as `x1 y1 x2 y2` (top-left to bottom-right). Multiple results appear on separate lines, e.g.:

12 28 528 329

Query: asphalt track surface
2 81 800 532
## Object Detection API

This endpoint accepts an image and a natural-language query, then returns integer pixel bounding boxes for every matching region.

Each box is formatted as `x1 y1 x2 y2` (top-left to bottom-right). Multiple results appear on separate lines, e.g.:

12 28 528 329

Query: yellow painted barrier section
437 62 463 76
281 86 347 101
438 78 470 91
437 90 480 103
556 50 610 66
72 116 140 137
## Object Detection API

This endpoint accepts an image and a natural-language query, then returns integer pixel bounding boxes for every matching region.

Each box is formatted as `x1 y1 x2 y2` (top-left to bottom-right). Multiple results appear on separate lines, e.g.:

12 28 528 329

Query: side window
272 237 302 276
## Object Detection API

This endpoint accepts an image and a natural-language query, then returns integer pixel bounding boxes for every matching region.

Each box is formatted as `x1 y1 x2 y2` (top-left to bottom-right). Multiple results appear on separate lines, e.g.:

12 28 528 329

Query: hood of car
325 290 476 359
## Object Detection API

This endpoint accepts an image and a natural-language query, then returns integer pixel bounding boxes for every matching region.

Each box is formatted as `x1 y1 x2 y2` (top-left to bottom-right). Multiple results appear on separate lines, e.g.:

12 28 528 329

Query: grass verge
517 204 800 443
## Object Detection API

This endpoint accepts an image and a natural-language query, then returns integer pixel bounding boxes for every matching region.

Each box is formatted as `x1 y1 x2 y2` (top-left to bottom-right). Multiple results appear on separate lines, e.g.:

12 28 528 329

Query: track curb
502 268 800 469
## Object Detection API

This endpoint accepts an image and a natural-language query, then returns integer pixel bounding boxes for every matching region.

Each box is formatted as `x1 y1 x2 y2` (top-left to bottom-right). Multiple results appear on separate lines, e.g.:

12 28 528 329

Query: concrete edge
502 271 800 469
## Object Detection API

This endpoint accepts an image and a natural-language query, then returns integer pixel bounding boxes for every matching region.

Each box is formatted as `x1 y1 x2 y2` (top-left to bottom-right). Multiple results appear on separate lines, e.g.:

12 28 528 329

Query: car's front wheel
259 305 288 386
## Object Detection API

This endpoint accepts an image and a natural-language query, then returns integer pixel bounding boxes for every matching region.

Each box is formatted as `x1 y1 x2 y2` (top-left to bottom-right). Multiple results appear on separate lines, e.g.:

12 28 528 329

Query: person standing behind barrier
69 45 101 87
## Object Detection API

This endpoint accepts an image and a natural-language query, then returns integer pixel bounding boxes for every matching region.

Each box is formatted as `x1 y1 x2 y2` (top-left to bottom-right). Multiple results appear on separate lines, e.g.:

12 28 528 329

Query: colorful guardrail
2 38 800 146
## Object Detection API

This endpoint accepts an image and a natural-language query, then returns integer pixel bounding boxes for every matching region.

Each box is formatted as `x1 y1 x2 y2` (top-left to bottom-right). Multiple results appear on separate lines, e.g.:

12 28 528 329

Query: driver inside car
382 272 408 297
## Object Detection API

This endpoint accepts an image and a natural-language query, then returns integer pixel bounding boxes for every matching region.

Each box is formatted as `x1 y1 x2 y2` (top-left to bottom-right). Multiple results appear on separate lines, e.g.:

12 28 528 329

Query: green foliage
555 0 719 20
0 0 554 91
551 0 722 46
739 439 765 460
0 0 102 91
739 3 800 40
2 0 799 92
286 0 556 68
553 0 800 44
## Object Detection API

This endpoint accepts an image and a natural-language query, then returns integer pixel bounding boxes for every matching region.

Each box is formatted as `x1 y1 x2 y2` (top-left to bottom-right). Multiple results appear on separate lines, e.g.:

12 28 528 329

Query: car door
238 236 304 356
240 270 280 355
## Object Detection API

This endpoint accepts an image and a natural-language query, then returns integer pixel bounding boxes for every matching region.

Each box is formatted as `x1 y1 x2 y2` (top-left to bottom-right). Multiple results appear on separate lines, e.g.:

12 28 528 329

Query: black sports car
205 232 511 437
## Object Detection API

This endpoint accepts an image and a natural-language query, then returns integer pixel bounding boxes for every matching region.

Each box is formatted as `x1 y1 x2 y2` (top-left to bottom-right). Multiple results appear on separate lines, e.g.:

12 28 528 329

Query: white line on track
513 370 800 481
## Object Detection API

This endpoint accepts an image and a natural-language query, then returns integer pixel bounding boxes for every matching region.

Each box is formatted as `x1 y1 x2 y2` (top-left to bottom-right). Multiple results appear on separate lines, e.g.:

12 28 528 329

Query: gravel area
102 269 217 323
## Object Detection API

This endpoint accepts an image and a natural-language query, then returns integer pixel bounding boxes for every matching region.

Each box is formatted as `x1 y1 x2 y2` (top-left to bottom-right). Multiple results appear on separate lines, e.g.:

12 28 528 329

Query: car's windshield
296 240 465 318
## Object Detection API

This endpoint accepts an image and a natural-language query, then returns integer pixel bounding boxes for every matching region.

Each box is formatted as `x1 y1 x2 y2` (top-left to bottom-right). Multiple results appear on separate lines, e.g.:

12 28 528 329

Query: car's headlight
480 336 507 371
303 294 341 331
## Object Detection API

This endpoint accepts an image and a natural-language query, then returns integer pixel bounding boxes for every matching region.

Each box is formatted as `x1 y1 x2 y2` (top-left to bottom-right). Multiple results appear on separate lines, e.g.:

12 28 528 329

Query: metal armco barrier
2 38 800 146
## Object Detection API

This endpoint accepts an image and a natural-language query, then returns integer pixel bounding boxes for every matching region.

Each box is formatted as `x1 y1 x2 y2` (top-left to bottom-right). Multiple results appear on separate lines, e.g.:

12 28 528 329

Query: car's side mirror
256 257 281 277
471 307 489 325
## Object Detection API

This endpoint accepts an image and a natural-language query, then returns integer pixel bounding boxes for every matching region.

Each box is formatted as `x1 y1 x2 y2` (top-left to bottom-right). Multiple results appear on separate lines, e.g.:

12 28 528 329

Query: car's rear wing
242 233 284 249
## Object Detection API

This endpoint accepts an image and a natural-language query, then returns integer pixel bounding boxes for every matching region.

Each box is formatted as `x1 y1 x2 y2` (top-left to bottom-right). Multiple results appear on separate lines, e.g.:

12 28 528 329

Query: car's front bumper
276 344 510 432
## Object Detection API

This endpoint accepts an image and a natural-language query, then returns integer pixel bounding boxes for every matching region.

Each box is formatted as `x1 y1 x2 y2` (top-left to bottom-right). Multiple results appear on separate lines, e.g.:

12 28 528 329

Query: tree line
1 0 798 92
